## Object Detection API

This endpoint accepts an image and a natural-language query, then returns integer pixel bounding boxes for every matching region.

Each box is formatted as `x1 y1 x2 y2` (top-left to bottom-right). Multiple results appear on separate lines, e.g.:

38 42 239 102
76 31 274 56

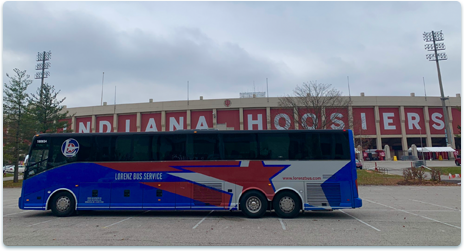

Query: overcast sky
3 1 462 108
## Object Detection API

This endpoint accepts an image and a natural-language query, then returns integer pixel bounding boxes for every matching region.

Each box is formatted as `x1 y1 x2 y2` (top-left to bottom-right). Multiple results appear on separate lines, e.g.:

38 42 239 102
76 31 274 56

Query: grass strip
424 166 461 175
356 170 404 185
3 180 23 188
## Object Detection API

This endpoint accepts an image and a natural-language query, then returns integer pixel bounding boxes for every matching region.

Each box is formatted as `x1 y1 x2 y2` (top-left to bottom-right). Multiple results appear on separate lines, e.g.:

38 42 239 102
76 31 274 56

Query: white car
6 165 25 173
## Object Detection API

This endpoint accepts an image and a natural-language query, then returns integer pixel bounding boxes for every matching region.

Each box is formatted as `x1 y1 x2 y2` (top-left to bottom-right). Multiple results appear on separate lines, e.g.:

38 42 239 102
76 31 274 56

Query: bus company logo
224 99 231 107
61 138 80 157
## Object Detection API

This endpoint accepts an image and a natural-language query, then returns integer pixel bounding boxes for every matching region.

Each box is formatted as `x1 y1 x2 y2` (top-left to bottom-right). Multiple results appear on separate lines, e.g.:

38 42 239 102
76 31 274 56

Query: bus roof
33 129 351 138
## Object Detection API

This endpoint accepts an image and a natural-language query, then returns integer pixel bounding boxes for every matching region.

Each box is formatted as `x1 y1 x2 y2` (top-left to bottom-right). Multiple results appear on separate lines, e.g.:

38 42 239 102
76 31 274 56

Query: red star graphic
181 161 288 197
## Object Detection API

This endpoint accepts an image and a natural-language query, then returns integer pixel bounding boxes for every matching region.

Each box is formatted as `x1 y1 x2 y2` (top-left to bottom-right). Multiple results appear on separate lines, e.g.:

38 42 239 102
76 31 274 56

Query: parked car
6 165 25 173
456 155 461 166
356 159 363 169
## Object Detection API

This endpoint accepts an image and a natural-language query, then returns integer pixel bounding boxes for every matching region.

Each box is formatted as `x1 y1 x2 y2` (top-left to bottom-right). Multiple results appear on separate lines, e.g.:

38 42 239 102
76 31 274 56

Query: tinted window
95 136 115 161
258 133 289 160
191 134 221 160
114 136 132 161
48 137 69 168
75 137 95 162
158 134 187 160
319 134 333 159
223 133 258 160
133 135 152 161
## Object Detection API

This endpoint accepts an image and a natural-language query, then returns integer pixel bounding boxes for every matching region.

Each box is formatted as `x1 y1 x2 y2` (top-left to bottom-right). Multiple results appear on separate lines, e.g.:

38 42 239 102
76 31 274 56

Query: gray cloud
3 1 461 108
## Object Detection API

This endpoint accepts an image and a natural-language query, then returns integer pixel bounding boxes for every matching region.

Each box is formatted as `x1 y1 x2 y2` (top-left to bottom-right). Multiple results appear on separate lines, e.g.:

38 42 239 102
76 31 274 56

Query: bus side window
223 133 258 160
288 133 303 160
334 132 350 160
114 136 133 161
258 133 289 160
307 134 322 160
319 134 334 159
48 137 68 168
75 137 95 162
158 134 187 160
133 135 152 161
191 134 220 160
95 136 115 161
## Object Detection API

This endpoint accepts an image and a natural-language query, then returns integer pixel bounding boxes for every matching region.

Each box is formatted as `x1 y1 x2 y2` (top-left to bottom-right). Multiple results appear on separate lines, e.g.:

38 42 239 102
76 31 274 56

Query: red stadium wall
191 110 213 130
270 108 295 130
217 110 240 130
352 108 376 135
141 113 161 132
379 108 401 135
404 108 426 135
118 114 137 132
243 109 267 130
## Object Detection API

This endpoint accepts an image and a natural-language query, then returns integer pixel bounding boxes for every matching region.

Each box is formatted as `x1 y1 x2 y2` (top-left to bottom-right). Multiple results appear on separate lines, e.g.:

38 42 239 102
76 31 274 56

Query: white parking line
278 218 286 230
3 199 19 203
28 220 53 227
365 199 461 229
4 211 31 217
192 210 214 229
102 217 133 229
410 199 461 212
102 210 150 229
339 210 380 232
4 203 18 207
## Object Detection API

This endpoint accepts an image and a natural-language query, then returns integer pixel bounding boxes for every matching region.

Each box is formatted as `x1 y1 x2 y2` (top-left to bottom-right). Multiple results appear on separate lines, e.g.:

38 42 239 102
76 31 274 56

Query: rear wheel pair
240 191 300 218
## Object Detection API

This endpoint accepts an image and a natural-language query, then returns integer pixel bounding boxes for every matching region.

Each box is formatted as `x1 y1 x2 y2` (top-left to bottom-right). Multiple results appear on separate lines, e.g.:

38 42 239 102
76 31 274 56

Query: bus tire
50 191 75 217
240 191 268 218
273 191 301 218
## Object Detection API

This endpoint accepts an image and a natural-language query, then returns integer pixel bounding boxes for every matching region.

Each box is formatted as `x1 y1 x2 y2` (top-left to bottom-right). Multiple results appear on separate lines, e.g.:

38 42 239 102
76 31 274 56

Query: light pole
35 51 52 103
423 30 453 149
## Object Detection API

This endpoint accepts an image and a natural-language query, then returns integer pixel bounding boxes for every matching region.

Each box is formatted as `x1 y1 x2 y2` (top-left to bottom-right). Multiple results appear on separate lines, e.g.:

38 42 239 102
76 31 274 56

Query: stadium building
62 92 461 160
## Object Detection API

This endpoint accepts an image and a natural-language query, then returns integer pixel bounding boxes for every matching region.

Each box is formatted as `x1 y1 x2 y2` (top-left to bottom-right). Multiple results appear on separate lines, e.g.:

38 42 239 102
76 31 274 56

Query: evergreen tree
28 82 70 133
3 69 34 182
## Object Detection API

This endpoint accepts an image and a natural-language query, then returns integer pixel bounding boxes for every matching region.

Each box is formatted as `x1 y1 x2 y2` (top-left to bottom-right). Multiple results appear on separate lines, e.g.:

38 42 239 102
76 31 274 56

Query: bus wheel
273 191 301 218
51 191 75 217
240 191 268 218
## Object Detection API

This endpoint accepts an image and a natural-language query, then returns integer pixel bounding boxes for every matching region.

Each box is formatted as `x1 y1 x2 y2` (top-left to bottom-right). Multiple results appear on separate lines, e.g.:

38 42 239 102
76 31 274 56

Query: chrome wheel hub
279 196 295 213
56 196 70 212
246 196 262 213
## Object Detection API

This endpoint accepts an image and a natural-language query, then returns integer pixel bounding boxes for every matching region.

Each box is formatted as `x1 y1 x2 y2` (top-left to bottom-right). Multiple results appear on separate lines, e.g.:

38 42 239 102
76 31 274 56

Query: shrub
403 168 412 181
430 168 441 181
403 167 427 182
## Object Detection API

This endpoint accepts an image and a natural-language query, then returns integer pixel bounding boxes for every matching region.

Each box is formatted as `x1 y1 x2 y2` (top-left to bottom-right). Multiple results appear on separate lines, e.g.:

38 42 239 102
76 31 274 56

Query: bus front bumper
354 198 362 208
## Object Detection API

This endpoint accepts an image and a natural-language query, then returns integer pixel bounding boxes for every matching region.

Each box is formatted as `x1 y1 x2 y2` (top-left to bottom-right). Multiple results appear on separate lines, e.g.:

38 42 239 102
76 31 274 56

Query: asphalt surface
3 185 461 246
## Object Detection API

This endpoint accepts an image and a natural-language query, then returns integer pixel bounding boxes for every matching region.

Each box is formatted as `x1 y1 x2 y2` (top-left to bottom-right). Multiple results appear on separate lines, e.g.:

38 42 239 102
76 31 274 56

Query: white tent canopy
410 147 456 152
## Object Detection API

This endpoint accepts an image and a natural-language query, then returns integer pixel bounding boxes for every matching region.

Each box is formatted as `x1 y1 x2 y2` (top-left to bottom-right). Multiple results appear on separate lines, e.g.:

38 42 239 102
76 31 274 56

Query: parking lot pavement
3 186 461 246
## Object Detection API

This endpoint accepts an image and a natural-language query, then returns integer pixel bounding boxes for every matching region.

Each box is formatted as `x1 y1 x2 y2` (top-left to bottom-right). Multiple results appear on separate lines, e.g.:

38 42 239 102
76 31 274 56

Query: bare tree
278 81 351 130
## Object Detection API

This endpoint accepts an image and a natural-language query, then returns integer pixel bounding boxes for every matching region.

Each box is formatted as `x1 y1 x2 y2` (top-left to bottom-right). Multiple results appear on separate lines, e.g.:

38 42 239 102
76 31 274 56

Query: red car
356 159 363 169
456 155 461 166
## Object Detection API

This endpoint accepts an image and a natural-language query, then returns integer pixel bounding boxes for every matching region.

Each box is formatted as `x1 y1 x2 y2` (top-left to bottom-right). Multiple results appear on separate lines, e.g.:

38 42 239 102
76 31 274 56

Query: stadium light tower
35 51 52 102
423 30 453 148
